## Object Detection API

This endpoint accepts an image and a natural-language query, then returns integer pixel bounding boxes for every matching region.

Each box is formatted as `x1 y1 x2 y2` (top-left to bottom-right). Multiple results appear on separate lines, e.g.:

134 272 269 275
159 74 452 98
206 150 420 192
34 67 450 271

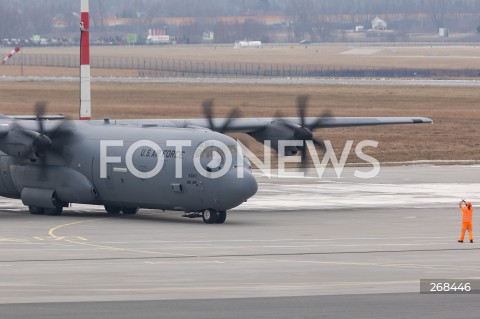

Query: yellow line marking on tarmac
33 237 44 241
0 237 29 243
47 218 192 257
48 219 101 240
76 237 88 241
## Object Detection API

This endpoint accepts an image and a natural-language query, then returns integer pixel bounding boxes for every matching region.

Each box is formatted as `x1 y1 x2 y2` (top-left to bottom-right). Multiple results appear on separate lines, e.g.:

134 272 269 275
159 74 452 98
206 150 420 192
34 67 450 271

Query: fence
8 54 480 79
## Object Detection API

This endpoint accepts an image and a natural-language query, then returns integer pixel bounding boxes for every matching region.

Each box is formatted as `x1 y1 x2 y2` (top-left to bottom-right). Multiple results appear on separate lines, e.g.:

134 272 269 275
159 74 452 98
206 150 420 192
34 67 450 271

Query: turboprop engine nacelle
0 127 46 158
248 120 306 156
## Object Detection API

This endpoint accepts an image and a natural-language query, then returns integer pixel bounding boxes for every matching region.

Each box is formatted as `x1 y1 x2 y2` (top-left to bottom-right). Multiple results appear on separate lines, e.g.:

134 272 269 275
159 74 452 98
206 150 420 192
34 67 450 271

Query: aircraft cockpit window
194 143 238 159
201 146 216 159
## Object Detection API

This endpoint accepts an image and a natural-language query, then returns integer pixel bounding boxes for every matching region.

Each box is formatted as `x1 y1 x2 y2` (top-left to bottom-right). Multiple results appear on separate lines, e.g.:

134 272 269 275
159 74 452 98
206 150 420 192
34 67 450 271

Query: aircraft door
106 163 115 189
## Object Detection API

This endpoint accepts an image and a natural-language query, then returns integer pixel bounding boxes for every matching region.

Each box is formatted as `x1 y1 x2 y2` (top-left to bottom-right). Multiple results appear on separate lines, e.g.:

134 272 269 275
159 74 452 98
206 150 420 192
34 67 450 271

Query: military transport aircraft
0 0 432 224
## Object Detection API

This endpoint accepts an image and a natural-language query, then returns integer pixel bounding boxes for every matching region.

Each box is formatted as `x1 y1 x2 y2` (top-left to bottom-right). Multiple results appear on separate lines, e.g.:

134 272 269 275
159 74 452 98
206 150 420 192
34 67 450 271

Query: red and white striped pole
2 47 20 65
79 0 91 120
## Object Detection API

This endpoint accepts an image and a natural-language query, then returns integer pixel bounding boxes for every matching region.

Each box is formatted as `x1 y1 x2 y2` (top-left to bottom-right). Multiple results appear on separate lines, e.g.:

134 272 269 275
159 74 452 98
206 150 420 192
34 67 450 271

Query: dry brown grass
0 44 477 164
0 80 478 163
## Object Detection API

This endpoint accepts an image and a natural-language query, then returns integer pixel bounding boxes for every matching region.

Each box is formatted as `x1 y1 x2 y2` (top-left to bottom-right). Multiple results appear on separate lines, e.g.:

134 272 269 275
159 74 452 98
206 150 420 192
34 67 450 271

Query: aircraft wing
0 114 66 120
119 117 433 133
208 116 433 133
11 116 432 134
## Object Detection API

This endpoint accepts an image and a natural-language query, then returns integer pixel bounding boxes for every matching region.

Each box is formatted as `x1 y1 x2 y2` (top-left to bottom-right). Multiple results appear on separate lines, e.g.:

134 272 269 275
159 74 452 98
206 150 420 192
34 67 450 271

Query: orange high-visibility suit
459 202 473 242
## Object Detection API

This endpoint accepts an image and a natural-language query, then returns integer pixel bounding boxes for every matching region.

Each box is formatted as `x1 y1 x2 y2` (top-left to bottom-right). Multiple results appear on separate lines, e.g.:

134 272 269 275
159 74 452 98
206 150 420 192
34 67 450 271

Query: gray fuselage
0 121 258 213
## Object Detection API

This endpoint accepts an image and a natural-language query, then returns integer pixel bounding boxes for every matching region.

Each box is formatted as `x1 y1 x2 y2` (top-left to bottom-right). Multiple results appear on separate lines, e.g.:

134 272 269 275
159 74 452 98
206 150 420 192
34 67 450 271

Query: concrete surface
0 165 479 318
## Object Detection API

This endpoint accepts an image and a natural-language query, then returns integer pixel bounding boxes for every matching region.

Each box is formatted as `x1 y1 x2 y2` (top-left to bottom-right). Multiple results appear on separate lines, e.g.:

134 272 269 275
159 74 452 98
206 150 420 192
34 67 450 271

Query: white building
146 29 170 45
234 41 262 49
372 17 387 31
439 28 449 37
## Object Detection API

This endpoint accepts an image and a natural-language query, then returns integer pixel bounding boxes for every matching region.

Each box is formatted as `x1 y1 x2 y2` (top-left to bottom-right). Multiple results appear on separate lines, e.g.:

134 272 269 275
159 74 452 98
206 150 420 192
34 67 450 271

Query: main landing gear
28 201 66 216
104 206 139 215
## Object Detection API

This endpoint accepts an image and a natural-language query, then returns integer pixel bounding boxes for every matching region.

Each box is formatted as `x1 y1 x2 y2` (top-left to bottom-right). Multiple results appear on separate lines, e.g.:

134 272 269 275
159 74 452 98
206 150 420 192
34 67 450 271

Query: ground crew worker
458 199 474 243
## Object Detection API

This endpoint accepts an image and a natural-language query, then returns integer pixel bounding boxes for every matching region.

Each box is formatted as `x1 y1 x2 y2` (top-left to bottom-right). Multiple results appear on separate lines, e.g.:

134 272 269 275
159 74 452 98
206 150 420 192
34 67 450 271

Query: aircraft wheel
44 204 63 216
105 206 122 215
122 207 139 215
202 209 218 224
29 206 45 215
215 211 227 224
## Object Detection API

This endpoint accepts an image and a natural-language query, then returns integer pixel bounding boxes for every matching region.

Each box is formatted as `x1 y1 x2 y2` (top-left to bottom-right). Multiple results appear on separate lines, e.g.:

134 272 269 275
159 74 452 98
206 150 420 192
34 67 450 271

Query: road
2 75 480 87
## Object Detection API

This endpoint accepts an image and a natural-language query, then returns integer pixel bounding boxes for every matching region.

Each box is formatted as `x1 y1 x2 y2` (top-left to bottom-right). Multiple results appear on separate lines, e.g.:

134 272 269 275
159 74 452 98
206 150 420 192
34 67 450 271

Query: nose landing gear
202 209 227 224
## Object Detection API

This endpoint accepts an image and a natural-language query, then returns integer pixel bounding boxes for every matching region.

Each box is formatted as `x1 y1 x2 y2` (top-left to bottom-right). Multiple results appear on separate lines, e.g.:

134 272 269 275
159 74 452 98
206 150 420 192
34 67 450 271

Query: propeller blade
33 134 53 154
219 107 241 133
202 99 215 130
34 101 47 135
293 127 313 141
312 137 327 153
47 119 75 163
273 109 284 120
276 118 299 131
49 144 73 163
297 95 309 128
300 141 308 168
270 96 332 168
48 120 75 141
273 109 300 129
298 138 326 169
37 117 45 135
34 101 46 118
11 102 75 164
308 110 333 130
202 100 242 133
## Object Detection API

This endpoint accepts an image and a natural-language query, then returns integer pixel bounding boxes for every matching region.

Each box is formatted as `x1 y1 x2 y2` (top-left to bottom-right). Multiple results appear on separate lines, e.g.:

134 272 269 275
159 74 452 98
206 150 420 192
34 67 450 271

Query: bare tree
4 0 480 42
287 0 318 38
428 0 450 30
0 1 21 38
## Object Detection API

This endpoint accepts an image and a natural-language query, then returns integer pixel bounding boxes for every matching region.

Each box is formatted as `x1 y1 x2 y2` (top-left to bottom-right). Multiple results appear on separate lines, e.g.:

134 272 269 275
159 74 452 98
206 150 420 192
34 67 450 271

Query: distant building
439 28 449 37
372 17 387 31
146 29 170 45
203 32 214 41
234 41 262 49
355 26 365 32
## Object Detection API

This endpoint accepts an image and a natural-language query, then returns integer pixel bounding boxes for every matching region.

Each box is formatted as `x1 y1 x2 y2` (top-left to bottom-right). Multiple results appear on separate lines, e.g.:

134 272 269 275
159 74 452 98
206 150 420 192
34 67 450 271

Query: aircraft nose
238 170 258 201
217 169 258 209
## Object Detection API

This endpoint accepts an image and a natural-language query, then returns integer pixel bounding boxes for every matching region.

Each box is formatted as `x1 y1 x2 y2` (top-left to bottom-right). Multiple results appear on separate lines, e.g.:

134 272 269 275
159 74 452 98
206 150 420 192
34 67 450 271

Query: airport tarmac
1 165 479 318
